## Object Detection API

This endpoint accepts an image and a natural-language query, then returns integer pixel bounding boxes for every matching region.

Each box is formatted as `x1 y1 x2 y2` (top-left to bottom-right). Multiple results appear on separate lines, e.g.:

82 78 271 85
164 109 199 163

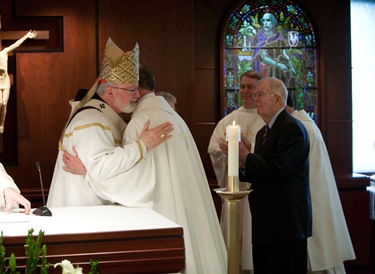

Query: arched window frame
220 0 319 122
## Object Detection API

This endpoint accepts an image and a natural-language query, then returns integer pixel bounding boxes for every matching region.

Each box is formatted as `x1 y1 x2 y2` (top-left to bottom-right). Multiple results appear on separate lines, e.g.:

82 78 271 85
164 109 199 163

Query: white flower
54 259 84 274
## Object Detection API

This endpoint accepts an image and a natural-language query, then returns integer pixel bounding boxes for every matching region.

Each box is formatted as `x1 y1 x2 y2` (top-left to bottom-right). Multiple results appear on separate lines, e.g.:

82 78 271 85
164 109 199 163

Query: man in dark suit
222 77 312 273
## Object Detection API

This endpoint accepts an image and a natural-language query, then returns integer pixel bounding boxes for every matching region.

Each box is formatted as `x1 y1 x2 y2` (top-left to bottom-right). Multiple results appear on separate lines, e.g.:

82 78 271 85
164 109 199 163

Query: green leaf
88 259 100 274
8 254 16 272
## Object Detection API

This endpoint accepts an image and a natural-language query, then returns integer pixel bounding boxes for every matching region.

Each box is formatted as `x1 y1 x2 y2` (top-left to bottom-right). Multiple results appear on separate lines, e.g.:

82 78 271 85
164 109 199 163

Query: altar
367 178 375 220
0 205 185 273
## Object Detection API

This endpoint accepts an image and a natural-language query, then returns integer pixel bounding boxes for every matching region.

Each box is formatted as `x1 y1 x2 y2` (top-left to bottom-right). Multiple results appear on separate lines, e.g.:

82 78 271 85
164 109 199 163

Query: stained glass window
222 0 318 120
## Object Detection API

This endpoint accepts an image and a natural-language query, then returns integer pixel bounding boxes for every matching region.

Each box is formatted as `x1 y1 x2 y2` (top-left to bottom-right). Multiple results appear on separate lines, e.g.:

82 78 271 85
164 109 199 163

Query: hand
276 62 288 71
62 146 87 176
239 140 250 169
140 119 174 150
240 134 251 151
218 140 228 156
27 30 37 39
4 188 31 214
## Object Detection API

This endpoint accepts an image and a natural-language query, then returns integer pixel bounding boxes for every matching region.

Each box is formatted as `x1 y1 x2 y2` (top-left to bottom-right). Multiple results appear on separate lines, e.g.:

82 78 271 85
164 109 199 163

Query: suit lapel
255 108 288 154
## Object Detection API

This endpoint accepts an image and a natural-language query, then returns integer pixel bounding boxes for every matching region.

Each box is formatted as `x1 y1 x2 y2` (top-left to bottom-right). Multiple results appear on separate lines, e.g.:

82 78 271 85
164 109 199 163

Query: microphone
32 161 52 216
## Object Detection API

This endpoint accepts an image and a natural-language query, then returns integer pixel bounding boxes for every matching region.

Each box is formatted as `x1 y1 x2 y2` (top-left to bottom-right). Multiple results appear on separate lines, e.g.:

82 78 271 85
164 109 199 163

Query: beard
115 100 137 114
122 102 137 113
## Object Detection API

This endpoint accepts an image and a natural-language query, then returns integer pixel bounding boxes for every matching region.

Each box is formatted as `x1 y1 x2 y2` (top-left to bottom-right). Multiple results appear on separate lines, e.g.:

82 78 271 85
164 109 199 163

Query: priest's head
59 38 140 145
97 80 140 114
138 64 156 98
96 38 140 113
80 38 140 114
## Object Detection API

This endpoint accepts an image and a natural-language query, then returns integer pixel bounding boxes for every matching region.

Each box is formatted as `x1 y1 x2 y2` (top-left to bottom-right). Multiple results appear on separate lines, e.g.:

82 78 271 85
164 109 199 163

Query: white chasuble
208 106 264 271
108 94 227 274
292 110 355 272
47 99 144 207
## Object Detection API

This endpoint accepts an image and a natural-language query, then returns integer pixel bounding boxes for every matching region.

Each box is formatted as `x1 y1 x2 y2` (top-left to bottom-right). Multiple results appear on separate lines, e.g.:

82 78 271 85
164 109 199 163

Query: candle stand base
215 188 251 274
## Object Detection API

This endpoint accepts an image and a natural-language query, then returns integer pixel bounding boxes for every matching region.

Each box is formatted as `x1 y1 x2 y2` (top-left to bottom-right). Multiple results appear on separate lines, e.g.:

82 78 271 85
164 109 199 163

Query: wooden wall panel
326 121 353 175
3 0 97 192
313 0 353 174
193 0 222 182
97 0 195 127
338 176 373 270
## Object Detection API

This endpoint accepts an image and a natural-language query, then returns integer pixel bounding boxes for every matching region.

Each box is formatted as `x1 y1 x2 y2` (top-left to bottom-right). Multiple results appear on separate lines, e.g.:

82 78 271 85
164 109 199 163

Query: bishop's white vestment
208 106 265 271
47 99 146 207
292 110 356 273
88 93 227 273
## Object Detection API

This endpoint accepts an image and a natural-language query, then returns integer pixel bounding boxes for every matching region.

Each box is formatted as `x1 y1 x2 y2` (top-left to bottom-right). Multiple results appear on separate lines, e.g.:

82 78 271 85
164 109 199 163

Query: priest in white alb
286 94 356 273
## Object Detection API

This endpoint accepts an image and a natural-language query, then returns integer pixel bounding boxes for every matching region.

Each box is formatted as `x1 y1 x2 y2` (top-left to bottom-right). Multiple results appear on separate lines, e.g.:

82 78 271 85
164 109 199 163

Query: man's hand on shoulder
140 119 174 150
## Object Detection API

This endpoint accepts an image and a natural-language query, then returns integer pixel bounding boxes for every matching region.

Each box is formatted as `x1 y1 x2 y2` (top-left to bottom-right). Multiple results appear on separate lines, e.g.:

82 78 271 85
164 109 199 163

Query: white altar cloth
0 205 181 236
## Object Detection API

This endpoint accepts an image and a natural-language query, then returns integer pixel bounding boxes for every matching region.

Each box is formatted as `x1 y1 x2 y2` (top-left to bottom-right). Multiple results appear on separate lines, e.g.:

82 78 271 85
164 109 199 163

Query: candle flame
232 120 236 125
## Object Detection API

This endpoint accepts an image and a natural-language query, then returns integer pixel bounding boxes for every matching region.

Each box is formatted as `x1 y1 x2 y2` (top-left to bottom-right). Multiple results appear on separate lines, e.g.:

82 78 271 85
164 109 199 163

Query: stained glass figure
222 0 318 120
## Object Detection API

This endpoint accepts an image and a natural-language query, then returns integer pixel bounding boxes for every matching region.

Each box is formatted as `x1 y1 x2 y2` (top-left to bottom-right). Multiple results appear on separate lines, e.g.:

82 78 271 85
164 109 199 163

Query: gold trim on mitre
100 38 139 84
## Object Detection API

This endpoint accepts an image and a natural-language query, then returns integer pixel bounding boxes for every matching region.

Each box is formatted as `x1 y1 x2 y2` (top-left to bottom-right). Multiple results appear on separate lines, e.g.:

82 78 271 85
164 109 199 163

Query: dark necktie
262 125 269 146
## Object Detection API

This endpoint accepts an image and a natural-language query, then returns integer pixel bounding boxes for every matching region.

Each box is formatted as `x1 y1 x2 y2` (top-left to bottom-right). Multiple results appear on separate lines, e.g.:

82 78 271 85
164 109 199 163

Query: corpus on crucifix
0 29 37 134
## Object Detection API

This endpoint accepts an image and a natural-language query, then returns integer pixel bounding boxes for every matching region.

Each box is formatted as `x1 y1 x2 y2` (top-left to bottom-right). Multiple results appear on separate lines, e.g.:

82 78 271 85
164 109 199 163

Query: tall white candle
226 121 241 177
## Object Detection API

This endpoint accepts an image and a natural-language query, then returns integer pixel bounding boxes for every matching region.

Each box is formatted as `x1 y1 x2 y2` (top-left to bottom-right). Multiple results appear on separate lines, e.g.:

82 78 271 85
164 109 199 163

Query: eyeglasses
252 90 276 100
109 86 138 95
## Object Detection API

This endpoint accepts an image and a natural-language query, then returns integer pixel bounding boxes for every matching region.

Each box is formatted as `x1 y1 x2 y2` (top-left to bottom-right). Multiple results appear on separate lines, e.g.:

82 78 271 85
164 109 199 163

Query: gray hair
156 91 177 104
261 77 288 106
96 81 111 96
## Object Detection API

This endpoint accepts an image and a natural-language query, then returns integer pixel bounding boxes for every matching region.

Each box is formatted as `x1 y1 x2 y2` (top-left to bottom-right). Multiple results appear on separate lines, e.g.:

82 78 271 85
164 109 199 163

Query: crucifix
179 124 190 149
0 15 50 48
0 13 49 147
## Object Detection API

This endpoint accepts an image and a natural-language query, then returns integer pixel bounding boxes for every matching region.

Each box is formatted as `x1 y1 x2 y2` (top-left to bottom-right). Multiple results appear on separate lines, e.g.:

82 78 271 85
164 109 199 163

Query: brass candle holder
215 176 251 274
